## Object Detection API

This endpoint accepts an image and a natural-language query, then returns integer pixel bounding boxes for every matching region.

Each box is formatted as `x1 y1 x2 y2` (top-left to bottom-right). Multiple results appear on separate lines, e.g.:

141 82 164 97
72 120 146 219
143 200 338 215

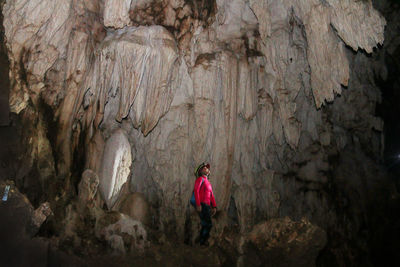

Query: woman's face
202 167 210 176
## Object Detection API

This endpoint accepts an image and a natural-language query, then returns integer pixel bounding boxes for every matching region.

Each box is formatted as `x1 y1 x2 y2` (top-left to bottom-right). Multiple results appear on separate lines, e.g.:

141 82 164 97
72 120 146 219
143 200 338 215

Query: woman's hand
196 205 202 213
211 207 217 216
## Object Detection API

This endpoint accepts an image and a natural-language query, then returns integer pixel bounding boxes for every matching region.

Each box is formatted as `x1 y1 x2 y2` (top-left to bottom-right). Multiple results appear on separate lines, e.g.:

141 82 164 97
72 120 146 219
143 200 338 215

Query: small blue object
190 192 196 206
190 178 204 207
2 185 10 201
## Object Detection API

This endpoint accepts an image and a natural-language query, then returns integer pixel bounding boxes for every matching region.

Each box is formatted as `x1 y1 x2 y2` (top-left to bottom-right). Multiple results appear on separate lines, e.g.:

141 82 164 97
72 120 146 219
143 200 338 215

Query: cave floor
0 201 224 267
0 178 228 267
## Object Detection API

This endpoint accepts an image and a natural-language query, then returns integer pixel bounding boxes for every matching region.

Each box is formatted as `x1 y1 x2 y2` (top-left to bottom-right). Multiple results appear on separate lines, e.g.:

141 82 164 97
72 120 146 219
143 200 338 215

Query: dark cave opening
370 2 400 266
375 46 400 178
373 33 400 267
0 0 14 182
374 0 400 166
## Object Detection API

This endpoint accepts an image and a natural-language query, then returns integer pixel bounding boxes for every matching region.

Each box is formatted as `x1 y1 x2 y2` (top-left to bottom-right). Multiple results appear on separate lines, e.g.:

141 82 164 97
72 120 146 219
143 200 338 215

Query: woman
193 162 217 246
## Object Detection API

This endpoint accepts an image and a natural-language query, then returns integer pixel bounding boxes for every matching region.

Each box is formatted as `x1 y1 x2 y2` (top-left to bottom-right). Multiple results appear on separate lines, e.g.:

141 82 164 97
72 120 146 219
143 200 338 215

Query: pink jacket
194 175 216 208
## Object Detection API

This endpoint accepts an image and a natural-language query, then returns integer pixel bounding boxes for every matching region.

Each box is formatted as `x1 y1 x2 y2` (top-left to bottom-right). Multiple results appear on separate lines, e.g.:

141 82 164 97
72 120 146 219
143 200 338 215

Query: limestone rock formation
118 192 150 226
31 202 52 231
99 129 132 209
104 0 132 29
0 181 52 237
1 0 393 264
0 181 83 266
78 169 99 209
246 217 327 267
85 25 179 135
96 212 149 254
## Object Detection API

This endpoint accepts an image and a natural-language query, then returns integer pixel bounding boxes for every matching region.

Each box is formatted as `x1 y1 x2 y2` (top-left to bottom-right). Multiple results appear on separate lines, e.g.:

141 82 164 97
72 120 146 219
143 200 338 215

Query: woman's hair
194 162 210 177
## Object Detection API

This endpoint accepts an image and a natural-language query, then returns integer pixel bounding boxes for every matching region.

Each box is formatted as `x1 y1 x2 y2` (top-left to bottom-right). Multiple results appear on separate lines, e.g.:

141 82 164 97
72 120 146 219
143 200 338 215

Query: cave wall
0 0 9 125
1 0 395 262
374 0 400 170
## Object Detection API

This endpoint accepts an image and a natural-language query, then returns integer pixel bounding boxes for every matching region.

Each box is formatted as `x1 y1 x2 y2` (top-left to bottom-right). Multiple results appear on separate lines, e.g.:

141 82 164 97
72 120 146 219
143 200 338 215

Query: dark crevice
227 196 239 227
375 47 400 175
371 3 400 264
187 0 217 24
38 98 60 176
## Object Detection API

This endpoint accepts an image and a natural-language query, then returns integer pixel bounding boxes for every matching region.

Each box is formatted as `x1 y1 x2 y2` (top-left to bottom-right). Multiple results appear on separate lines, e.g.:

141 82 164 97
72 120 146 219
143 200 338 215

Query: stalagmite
99 129 132 209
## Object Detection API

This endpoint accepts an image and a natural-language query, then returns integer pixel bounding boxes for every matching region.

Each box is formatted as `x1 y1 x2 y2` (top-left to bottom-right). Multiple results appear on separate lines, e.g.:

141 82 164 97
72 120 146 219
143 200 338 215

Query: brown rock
31 202 53 229
103 0 132 29
78 169 99 208
118 192 150 226
247 217 327 267
95 212 149 254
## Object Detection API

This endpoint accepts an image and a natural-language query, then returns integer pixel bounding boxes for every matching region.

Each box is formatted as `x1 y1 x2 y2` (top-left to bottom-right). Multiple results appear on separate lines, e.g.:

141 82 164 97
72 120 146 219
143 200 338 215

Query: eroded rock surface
246 217 327 267
96 212 149 254
78 169 99 209
118 192 150 226
0 182 83 266
1 0 394 265
99 129 132 209
31 202 52 232
104 0 132 29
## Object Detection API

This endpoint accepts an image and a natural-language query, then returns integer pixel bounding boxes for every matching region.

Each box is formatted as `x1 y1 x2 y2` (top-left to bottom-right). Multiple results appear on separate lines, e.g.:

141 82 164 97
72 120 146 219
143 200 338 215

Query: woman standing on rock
193 163 217 246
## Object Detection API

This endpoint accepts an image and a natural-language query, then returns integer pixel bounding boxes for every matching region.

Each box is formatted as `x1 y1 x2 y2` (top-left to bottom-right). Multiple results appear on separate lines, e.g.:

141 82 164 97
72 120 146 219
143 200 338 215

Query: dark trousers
199 203 212 244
